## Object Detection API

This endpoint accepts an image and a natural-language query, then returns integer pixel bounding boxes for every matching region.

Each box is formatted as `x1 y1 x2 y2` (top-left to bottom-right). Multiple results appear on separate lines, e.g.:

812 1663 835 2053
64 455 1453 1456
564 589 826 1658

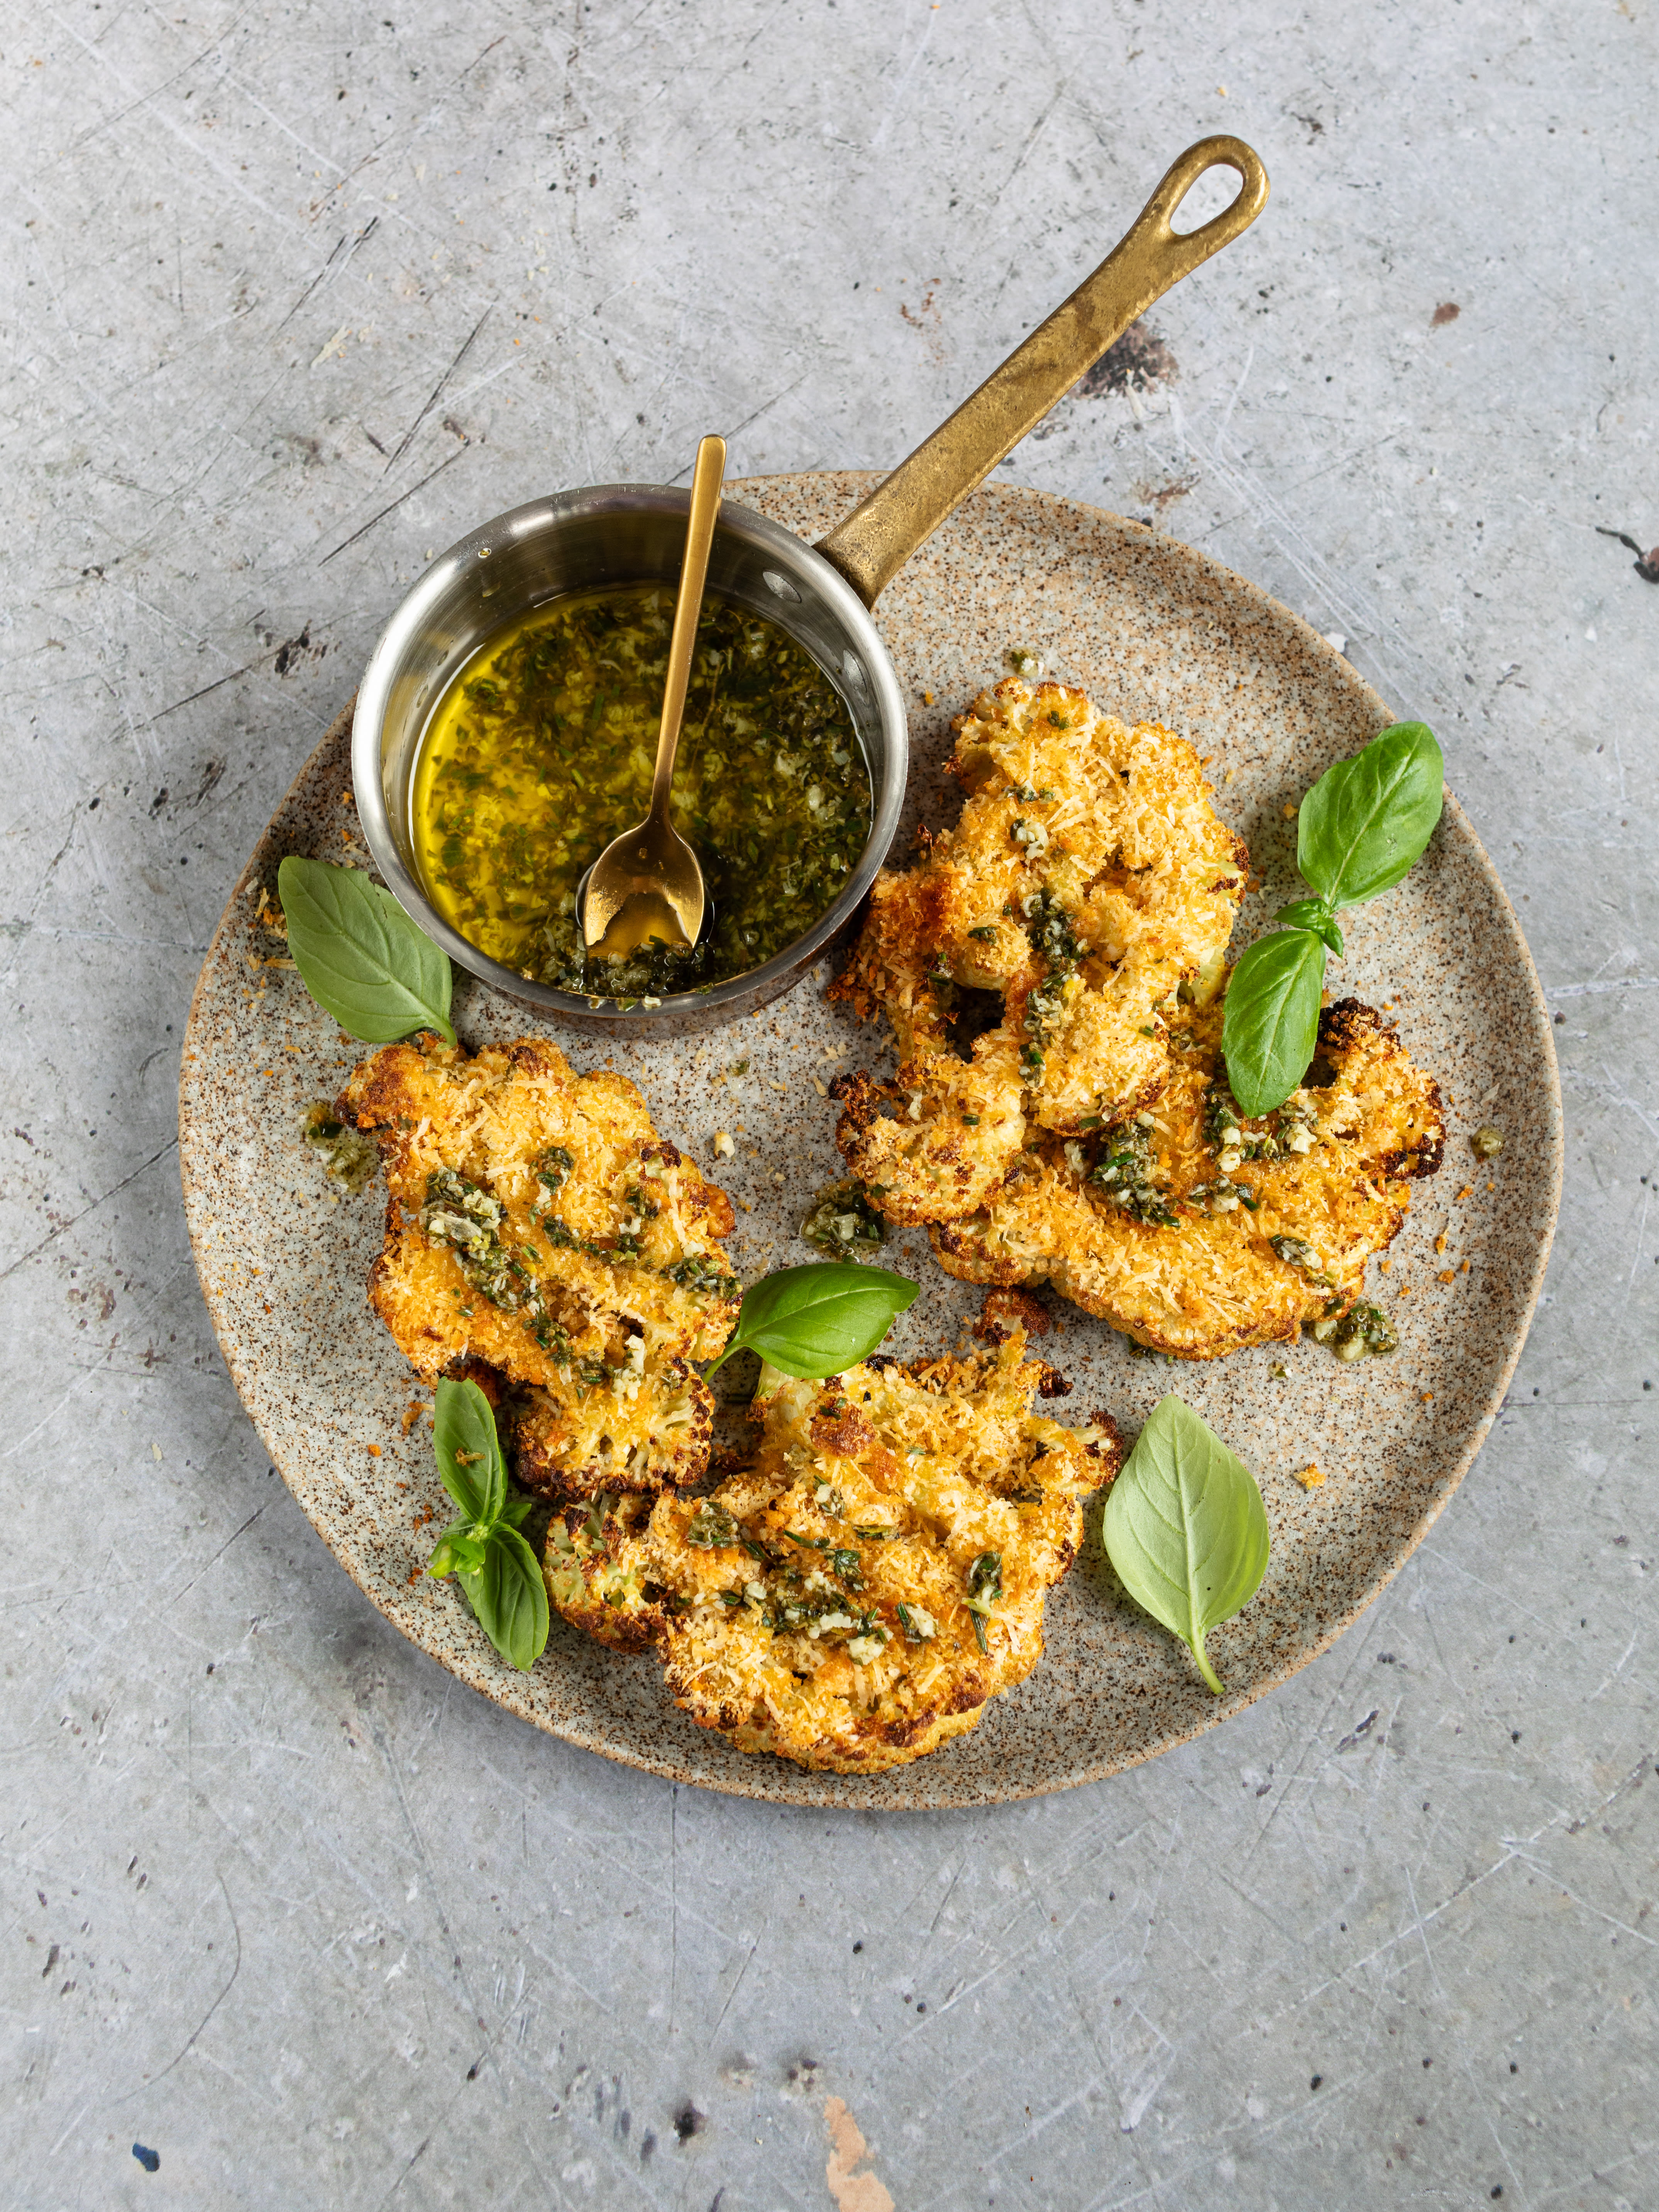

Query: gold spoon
581 433 725 958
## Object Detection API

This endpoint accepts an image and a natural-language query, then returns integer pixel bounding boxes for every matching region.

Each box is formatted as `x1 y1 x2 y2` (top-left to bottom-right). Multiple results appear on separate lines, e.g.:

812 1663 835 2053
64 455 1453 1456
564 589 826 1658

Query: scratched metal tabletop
3 4 1655 2206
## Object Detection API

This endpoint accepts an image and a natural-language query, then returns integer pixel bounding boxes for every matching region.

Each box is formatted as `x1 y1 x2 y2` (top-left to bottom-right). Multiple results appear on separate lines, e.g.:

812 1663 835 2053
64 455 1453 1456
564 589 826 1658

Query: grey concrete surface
3 1 1656 2205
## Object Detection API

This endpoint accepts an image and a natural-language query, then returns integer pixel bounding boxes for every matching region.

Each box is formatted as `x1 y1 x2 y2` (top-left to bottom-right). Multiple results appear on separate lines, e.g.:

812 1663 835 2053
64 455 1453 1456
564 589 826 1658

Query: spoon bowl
580 433 724 955
580 821 703 958
572 859 718 969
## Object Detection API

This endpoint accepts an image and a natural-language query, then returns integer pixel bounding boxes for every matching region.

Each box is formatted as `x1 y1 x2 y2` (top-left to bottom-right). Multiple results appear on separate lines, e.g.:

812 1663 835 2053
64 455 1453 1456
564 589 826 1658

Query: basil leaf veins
1297 721 1444 909
433 1375 506 1526
425 1377 548 1672
1100 1394 1270 1695
457 1523 549 1675
278 854 456 1046
704 1261 918 1381
1220 929 1326 1119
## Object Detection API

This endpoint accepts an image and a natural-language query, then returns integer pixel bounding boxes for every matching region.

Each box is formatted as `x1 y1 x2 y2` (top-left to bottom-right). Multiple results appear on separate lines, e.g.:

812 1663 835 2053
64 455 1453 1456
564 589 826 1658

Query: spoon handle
816 137 1268 606
651 433 727 817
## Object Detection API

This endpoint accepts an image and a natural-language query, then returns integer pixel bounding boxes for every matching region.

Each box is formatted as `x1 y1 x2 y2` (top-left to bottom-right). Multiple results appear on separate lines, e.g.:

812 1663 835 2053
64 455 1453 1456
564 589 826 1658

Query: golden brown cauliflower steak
930 995 1444 1359
337 1032 740 1500
544 1334 1122 1774
830 676 1248 1225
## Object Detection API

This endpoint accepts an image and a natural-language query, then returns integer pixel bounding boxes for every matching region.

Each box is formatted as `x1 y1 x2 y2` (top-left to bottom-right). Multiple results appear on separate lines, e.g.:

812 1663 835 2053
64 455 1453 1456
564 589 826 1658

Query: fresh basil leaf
277 854 456 1046
428 1523 489 1579
433 1377 506 1526
427 1383 543 1664
1296 722 1445 909
458 1524 550 1671
1221 929 1326 1117
1272 898 1344 958
704 1261 918 1381
1100 1394 1270 1695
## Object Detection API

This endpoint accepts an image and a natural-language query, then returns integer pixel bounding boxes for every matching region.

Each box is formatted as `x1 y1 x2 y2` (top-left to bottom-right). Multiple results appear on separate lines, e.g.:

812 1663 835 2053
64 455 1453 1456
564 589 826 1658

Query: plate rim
179 472 1564 1808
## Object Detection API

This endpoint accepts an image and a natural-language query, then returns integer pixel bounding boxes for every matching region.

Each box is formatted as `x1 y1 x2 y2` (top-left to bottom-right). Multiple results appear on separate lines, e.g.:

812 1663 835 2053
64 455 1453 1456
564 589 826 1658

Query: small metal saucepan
353 135 1268 1036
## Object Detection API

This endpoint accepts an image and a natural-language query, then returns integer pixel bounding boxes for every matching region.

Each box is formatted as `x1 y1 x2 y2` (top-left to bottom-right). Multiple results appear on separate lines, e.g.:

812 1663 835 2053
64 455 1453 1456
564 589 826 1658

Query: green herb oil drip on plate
411 585 872 999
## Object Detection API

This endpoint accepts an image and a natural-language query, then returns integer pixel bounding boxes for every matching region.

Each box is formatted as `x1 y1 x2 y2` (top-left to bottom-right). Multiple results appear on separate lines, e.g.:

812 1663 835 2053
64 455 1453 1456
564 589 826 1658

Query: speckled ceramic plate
179 475 1561 1809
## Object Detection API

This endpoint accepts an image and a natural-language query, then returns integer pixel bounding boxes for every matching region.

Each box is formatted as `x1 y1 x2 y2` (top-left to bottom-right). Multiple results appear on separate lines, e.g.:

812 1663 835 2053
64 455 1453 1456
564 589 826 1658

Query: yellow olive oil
411 584 870 999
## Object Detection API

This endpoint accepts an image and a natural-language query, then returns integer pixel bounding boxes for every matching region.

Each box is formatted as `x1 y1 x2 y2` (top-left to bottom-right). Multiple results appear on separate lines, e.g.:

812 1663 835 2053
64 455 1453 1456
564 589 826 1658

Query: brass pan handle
816 135 1270 606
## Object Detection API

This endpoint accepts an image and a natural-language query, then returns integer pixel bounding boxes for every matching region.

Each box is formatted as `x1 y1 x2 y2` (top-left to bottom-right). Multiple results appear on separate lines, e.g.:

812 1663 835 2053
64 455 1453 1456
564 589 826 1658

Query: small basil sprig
426 1378 548 1671
704 1261 918 1381
278 854 455 1046
1100 1394 1269 1695
1222 722 1443 1115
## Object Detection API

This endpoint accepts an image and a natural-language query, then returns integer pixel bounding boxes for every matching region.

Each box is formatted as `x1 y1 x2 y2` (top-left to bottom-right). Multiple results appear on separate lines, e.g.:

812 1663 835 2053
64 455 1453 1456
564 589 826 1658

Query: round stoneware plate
179 474 1561 1809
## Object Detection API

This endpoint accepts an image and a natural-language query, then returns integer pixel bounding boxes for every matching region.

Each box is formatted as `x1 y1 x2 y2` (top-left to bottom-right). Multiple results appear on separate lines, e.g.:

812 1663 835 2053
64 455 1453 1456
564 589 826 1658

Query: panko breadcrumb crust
544 1333 1122 1774
336 1032 740 1500
830 676 1248 1224
931 995 1445 1357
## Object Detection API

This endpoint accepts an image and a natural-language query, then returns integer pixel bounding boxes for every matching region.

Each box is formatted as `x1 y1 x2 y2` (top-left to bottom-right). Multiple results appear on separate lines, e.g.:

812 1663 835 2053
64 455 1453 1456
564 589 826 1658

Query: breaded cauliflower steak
337 1033 740 1499
931 995 1444 1358
545 1334 1122 1774
830 677 1248 1224
511 1356 713 1500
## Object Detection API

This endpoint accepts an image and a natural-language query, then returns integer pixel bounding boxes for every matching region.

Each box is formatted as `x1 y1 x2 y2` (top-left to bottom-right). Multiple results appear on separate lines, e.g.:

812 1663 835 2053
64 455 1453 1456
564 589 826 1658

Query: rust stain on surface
1133 472 1199 514
823 2095 895 2212
1077 317 1177 396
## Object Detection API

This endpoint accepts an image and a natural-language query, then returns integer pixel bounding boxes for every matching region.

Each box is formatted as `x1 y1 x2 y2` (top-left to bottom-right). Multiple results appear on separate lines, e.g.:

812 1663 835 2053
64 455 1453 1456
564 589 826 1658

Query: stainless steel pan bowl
353 136 1268 1036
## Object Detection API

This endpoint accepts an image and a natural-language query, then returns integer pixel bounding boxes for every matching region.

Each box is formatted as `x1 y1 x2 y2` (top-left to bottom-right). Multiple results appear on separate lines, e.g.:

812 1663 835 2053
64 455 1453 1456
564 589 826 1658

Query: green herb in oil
412 586 872 998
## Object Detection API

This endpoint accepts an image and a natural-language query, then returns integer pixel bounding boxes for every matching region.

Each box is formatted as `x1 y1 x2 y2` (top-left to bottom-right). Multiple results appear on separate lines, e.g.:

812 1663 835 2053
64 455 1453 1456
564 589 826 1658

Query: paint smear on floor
823 2095 895 2212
